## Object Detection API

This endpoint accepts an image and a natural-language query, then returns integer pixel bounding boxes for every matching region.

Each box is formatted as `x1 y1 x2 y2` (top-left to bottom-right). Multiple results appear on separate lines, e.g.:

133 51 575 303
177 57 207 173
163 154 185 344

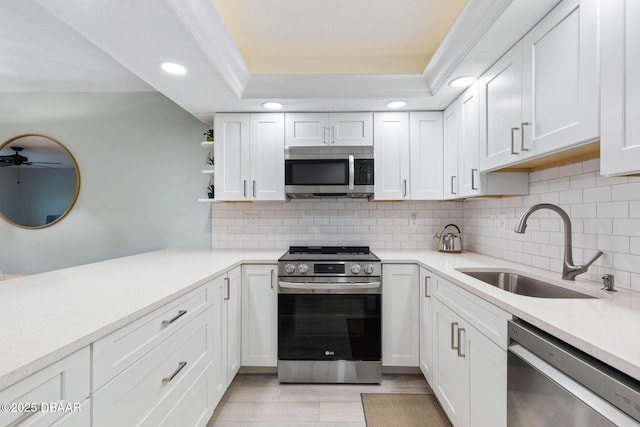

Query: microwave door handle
348 155 355 189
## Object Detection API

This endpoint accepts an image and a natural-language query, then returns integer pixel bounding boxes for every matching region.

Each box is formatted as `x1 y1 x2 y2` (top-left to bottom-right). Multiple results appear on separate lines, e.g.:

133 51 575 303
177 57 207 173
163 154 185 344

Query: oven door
278 283 381 362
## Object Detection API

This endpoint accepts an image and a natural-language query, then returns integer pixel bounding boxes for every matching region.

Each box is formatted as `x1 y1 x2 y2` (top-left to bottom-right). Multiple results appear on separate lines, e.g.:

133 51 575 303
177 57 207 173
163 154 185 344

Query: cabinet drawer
433 275 510 349
157 364 216 427
50 399 90 427
93 308 213 427
93 285 211 391
0 347 89 427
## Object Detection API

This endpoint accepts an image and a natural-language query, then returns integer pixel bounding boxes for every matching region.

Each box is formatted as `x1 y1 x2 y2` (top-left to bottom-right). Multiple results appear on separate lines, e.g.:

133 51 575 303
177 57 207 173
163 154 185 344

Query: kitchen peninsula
1 249 640 426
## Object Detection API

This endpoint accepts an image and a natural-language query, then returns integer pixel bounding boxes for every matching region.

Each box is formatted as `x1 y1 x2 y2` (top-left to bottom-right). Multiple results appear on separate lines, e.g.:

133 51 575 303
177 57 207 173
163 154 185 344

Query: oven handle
278 281 380 290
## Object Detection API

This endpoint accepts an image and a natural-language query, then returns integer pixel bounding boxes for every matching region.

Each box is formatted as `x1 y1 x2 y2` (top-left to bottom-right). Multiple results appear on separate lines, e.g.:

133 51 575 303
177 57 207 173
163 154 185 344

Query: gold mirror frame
0 134 81 229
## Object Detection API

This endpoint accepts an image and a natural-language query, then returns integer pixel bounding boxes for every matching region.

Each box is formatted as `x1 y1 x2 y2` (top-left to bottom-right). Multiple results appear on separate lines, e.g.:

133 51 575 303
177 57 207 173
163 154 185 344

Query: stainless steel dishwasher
508 319 640 426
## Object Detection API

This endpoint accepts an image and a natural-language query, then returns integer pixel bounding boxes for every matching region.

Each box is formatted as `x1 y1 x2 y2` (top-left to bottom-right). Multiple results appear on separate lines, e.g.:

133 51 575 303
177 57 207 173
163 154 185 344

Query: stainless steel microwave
285 154 374 199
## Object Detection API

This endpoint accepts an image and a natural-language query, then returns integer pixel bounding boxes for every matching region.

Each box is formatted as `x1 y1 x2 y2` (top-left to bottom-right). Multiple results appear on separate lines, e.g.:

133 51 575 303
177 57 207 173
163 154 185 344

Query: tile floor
206 373 433 427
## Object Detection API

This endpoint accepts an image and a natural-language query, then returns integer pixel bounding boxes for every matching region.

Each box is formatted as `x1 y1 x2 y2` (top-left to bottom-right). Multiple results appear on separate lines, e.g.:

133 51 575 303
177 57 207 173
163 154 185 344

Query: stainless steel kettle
434 224 463 253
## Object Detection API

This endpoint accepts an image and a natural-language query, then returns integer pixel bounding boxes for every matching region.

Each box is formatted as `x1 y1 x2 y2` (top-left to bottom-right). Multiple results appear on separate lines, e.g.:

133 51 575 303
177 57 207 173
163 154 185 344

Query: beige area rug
361 393 452 427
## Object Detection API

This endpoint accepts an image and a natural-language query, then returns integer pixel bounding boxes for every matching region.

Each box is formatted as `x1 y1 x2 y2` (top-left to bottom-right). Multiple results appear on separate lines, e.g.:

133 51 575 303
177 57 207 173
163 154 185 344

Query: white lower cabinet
241 264 278 367
419 267 434 384
431 274 510 427
0 347 90 427
225 267 242 384
92 308 215 427
382 264 420 366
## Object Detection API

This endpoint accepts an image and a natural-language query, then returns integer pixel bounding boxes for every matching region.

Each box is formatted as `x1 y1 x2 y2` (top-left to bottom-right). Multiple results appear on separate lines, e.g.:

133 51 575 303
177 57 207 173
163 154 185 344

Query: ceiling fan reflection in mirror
0 146 61 168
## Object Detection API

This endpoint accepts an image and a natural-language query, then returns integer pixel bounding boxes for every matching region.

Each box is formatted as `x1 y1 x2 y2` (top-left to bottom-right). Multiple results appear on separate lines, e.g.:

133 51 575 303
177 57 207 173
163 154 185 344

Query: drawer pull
451 322 459 350
162 361 187 384
162 310 187 326
8 407 40 427
457 328 466 358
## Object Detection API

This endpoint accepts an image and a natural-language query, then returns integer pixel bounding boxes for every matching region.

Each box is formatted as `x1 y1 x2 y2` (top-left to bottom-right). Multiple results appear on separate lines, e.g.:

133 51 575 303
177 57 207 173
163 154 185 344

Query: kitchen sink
456 269 597 299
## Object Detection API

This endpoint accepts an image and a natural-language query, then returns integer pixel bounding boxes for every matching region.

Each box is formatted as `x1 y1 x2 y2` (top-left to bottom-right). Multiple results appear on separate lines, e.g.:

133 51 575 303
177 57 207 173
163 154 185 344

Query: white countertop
1 248 639 391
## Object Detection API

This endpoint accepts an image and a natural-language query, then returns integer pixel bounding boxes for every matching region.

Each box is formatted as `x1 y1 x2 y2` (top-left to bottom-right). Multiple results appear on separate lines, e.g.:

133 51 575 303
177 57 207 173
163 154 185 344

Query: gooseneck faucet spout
514 203 603 280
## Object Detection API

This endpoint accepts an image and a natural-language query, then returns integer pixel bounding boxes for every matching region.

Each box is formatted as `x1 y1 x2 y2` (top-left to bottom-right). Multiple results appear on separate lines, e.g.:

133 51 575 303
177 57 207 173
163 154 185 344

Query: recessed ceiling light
448 76 477 88
263 102 283 110
386 101 406 109
161 62 187 75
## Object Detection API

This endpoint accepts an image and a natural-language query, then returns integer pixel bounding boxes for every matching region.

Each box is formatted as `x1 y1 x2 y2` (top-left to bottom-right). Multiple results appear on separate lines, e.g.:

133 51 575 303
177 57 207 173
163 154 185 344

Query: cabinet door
250 114 285 200
432 298 468 427
225 266 242 385
601 0 640 176
458 83 481 197
214 114 251 200
374 113 410 200
443 101 460 199
382 264 419 366
468 326 507 427
521 0 599 156
479 43 523 172
209 276 226 406
409 112 443 200
419 268 434 384
285 113 329 146
329 112 373 146
241 265 278 367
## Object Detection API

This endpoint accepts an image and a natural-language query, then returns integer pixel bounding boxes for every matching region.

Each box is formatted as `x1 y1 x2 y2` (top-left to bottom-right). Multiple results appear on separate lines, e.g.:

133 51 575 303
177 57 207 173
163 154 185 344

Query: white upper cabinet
443 100 460 199
374 112 443 201
215 113 285 201
458 83 481 198
374 112 410 200
285 112 373 147
479 43 524 172
409 112 444 200
480 0 599 172
250 114 285 200
520 0 599 156
601 0 640 175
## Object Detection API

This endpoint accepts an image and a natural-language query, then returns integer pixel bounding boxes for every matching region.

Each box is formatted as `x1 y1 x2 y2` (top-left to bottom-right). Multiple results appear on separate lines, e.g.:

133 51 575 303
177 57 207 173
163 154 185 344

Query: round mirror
0 134 80 229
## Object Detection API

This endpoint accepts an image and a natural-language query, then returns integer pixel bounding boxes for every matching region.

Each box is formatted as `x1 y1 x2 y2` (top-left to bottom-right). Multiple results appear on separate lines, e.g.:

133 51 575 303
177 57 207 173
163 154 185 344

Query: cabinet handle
424 276 430 298
243 180 247 198
270 269 275 289
451 322 459 350
323 127 328 145
252 180 257 198
521 122 530 152
471 169 478 190
457 328 466 358
510 127 519 155
162 361 187 383
331 126 336 144
403 179 407 198
162 309 187 326
224 277 230 300
450 176 457 195
8 407 41 426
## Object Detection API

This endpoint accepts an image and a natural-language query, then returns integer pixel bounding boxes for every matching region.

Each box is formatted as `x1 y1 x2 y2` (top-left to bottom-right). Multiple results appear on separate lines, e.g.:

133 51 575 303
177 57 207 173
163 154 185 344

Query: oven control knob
363 263 375 275
298 263 309 274
350 264 362 274
284 263 296 274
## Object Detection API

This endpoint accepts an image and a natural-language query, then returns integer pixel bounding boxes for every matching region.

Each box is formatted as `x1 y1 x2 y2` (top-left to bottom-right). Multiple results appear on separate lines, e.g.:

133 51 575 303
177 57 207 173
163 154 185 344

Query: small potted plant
204 129 214 142
206 154 214 167
207 184 215 199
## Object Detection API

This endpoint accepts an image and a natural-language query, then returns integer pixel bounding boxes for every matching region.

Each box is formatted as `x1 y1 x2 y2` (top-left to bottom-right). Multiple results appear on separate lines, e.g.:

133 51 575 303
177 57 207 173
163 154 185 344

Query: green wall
0 92 210 274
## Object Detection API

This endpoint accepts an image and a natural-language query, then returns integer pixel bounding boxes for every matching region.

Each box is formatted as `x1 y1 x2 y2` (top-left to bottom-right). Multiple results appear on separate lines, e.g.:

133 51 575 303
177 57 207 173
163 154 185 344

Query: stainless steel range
277 246 382 384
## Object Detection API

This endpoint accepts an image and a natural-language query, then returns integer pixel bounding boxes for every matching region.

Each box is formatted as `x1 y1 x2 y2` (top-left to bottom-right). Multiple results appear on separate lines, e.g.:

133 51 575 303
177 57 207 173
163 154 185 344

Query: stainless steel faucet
514 203 603 280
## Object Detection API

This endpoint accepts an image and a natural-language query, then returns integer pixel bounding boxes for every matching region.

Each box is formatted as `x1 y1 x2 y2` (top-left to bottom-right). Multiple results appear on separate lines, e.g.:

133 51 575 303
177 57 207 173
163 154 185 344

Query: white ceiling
3 0 561 124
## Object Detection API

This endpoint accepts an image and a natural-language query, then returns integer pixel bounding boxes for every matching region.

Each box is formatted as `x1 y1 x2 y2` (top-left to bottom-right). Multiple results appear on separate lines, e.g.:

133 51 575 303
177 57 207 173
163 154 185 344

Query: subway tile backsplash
463 158 640 292
211 158 640 292
211 200 463 252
